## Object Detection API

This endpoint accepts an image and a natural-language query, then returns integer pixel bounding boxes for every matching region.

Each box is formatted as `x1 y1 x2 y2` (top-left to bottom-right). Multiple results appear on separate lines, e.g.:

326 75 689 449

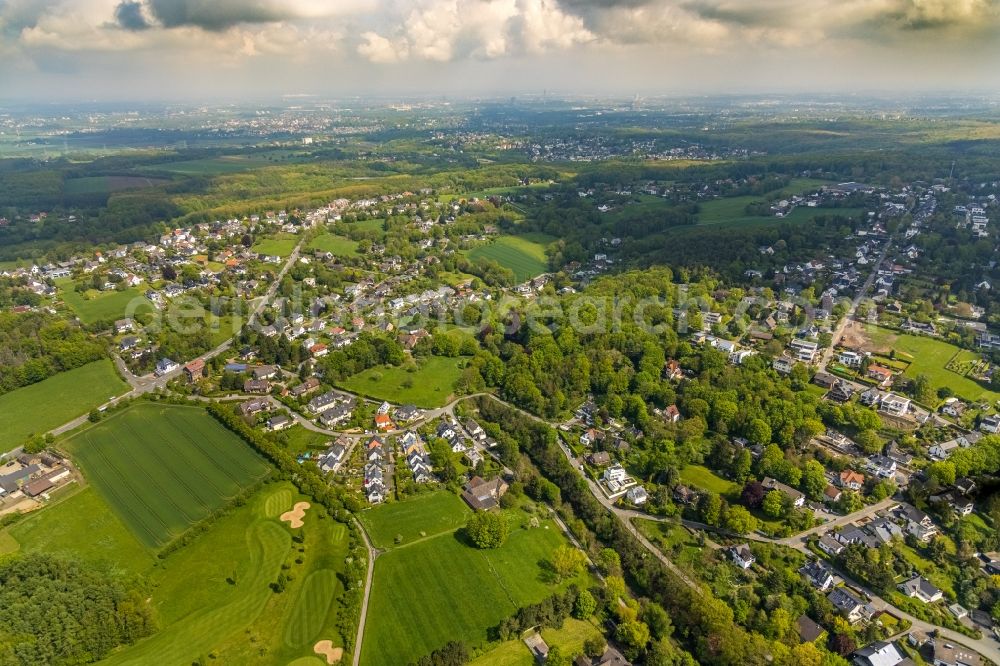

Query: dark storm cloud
114 0 150 31
144 0 291 31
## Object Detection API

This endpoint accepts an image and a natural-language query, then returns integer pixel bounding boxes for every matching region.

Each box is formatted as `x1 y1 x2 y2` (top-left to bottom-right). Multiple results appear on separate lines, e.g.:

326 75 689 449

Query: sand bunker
313 641 343 664
280 501 310 528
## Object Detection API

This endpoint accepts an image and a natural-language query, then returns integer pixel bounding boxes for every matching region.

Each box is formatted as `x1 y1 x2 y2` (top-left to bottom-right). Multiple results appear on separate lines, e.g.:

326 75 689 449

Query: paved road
47 240 306 439
352 517 377 666
818 238 892 371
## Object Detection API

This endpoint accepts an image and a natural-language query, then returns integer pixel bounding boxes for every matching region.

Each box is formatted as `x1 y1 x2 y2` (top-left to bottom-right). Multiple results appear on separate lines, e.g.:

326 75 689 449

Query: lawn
634 519 711 572
58 280 151 324
679 465 739 498
0 360 129 451
359 491 471 549
63 403 272 549
468 618 602 666
466 233 554 283
309 232 359 256
252 233 299 257
360 508 591 666
1 486 155 572
867 326 1000 404
336 355 467 408
102 482 352 665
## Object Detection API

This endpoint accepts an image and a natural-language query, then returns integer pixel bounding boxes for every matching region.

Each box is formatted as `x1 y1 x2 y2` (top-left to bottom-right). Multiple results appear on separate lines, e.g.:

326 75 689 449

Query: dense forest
0 554 156 665
0 311 105 395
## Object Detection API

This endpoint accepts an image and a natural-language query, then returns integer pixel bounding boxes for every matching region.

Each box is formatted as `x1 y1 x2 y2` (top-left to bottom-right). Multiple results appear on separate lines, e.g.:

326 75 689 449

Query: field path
351 517 376 666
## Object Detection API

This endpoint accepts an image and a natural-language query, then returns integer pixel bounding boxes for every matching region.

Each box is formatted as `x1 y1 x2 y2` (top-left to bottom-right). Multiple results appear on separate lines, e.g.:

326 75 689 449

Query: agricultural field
63 403 272 549
0 486 155 573
63 175 169 195
57 280 151 324
137 155 279 176
358 490 470 548
360 501 592 666
866 326 1000 405
337 355 466 408
308 232 359 256
101 482 352 665
252 233 299 257
0 360 129 451
466 233 554 283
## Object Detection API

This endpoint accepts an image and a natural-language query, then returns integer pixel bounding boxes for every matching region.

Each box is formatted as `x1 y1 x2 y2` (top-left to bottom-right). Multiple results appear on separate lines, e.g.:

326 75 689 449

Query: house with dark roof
795 615 826 643
828 587 874 624
762 476 805 507
898 576 943 603
461 476 509 511
800 560 835 591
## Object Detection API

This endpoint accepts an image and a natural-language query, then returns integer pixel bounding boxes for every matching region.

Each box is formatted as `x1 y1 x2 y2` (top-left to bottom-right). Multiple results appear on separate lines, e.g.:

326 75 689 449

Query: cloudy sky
2 0 1000 101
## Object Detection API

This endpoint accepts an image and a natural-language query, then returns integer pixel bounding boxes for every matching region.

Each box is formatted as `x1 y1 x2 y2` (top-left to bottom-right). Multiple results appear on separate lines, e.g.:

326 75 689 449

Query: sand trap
280 501 310 528
313 641 343 664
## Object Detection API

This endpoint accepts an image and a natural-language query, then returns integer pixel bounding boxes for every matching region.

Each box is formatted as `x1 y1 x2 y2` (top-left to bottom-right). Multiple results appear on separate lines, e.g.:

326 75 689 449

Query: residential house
289 377 320 397
155 358 179 376
824 485 843 503
762 476 806 507
239 398 270 417
588 451 612 466
931 642 981 666
114 318 134 334
867 364 894 387
729 544 756 569
395 404 421 423
818 535 846 556
800 560 835 591
244 379 271 394
461 476 509 511
795 615 827 644
318 403 352 427
852 641 907 666
827 587 873 624
267 415 292 431
626 486 648 506
840 470 865 490
898 576 943 603
867 455 897 479
374 413 394 432
253 365 278 381
317 442 347 473
880 393 911 417
183 358 205 382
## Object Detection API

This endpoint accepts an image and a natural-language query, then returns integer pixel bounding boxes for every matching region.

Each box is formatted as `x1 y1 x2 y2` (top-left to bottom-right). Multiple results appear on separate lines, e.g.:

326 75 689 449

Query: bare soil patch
841 320 891 354
280 501 310 528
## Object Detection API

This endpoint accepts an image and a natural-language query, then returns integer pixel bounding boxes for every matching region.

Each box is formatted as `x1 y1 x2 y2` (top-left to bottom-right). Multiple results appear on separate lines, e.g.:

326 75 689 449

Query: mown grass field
102 482 352 665
308 232 359 256
252 233 299 257
867 326 1000 404
695 178 856 227
360 505 591 666
0 359 129 451
57 279 151 324
64 403 271 548
466 233 553 283
358 491 470 548
337 355 466 408
1 486 155 572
